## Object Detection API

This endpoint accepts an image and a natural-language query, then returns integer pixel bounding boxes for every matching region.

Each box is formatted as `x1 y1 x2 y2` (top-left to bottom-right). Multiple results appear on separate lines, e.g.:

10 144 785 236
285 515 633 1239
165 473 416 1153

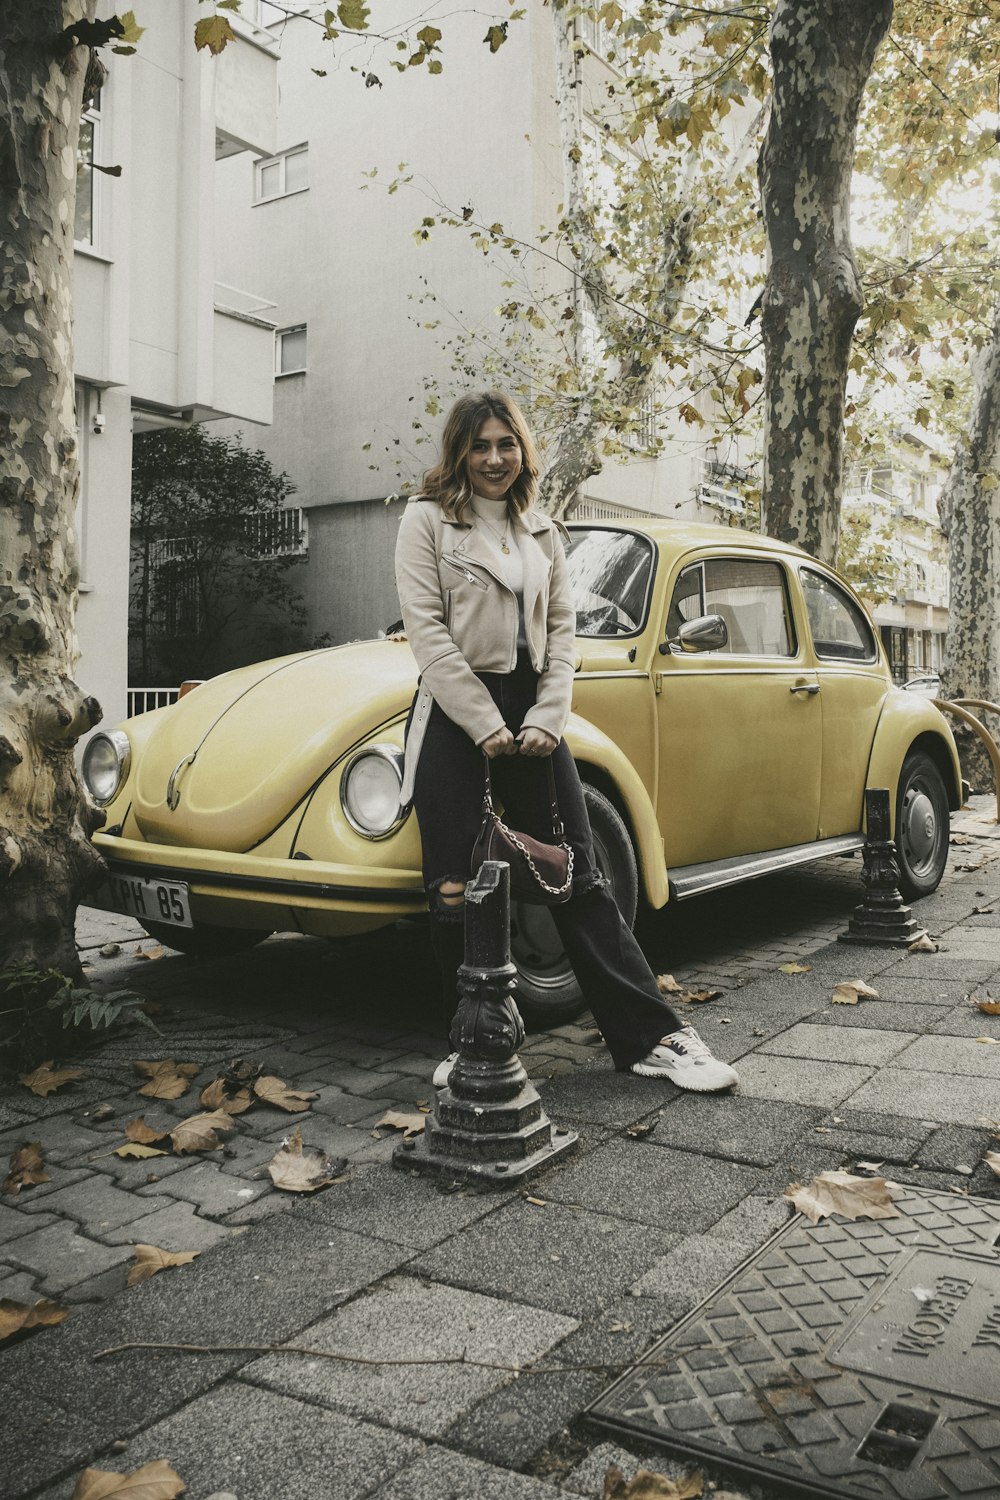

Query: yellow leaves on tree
70 1459 186 1499
3 1142 50 1194
19 1062 85 1097
193 15 235 55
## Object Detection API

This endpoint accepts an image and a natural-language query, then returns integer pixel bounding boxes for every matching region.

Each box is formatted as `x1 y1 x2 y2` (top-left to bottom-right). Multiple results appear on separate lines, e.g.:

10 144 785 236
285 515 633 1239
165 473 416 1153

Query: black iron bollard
394 860 577 1184
839 788 925 947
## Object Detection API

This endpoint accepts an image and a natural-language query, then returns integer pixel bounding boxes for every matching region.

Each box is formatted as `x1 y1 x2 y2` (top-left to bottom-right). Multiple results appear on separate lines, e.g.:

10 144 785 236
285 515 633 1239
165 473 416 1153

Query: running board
668 833 865 900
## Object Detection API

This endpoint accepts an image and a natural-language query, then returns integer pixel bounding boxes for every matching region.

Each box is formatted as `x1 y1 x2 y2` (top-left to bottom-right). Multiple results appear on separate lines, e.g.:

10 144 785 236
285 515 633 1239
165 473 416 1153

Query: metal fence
127 687 179 717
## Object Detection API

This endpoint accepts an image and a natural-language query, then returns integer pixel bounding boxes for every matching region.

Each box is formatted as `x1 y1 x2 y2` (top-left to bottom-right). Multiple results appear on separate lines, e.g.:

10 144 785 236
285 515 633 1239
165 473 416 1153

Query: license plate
97 873 193 928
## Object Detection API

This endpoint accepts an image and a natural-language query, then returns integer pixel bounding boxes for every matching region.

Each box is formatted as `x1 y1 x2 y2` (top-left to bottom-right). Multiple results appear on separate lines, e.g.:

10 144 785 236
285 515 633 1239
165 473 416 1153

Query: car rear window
565 528 655 637
801 569 877 661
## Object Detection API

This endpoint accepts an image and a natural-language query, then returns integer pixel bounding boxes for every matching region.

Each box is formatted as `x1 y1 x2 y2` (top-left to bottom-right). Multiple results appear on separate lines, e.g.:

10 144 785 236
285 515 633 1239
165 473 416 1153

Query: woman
394 391 738 1094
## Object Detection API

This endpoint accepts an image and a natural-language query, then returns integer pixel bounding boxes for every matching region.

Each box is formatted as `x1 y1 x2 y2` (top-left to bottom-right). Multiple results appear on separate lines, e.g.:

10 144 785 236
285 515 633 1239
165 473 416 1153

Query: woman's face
467 416 522 501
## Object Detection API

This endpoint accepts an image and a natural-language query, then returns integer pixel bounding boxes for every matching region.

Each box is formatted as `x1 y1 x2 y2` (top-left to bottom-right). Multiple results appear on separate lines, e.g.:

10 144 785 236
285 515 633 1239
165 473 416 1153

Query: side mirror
660 613 729 655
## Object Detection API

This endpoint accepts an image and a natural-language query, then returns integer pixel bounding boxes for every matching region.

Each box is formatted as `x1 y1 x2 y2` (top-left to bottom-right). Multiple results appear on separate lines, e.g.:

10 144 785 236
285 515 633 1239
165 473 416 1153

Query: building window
75 90 102 246
247 507 309 558
255 144 308 203
275 324 307 376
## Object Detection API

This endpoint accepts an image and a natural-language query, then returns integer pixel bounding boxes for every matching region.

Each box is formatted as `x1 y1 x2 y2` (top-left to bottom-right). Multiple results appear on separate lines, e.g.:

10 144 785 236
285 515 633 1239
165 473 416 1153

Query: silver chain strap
489 809 574 897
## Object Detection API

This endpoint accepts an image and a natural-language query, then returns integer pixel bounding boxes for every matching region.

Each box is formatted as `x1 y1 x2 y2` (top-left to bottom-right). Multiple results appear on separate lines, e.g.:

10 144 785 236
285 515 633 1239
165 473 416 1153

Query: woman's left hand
516 727 558 757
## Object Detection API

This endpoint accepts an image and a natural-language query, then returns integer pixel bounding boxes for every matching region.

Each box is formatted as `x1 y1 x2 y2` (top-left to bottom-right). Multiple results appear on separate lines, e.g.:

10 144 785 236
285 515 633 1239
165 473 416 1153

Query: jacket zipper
442 555 488 589
446 550 523 673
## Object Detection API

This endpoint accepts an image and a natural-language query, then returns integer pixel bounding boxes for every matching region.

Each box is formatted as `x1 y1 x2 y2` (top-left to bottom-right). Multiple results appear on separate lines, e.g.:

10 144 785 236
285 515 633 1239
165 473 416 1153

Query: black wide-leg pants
411 654 683 1069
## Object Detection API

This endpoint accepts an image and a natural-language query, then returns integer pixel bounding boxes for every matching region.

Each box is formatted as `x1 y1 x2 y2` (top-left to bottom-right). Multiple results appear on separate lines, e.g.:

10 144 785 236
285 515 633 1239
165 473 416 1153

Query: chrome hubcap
902 788 936 865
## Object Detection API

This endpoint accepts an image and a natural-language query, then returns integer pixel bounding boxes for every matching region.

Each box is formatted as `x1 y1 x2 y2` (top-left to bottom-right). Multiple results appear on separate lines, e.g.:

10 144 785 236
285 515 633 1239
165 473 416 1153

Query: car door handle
789 682 821 695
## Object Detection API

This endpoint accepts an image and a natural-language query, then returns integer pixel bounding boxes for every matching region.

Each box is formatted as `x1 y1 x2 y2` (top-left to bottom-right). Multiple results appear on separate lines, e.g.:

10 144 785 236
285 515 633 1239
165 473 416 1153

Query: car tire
511 784 639 1029
138 921 271 958
895 751 950 899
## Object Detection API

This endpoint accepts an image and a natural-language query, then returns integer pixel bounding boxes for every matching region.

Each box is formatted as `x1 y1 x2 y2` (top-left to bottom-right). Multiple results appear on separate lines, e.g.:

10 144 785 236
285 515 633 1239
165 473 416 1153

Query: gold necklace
477 510 511 554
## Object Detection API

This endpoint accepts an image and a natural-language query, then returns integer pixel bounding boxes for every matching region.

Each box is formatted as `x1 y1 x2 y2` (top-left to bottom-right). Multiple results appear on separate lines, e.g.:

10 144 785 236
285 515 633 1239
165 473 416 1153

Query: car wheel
895 751 950 899
138 921 271 958
511 785 639 1028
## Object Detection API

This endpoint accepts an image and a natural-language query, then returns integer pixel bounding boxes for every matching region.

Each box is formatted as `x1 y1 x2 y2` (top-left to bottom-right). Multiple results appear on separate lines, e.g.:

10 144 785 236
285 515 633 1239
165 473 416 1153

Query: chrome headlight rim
82 729 131 807
339 744 407 841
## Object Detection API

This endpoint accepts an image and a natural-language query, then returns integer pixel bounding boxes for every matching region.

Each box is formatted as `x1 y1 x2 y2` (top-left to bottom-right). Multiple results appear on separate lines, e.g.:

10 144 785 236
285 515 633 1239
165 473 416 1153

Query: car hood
130 643 418 851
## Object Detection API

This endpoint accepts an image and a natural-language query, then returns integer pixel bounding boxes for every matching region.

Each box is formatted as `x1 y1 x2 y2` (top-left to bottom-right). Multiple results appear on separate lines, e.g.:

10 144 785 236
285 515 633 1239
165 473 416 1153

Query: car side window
668 558 795 656
801 569 877 662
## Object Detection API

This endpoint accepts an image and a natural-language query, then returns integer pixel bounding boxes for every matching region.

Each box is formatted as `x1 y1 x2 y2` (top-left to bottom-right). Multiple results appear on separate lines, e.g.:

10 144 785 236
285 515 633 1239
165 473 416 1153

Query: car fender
563 712 669 908
866 695 962 830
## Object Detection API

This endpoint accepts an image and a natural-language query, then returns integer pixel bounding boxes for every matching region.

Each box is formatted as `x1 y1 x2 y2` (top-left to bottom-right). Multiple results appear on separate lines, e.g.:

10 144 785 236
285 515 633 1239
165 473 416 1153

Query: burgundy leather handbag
471 755 574 906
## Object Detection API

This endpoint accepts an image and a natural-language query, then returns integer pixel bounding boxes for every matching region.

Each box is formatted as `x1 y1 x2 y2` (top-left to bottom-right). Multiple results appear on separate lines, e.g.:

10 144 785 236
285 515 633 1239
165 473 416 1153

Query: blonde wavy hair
422 391 540 522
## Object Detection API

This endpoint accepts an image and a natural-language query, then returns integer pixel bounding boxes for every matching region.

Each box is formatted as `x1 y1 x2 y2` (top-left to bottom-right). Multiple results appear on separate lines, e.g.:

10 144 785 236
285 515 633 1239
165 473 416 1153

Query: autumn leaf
0 1297 68 1343
193 14 235 54
136 945 165 961
972 904 996 915
484 22 508 52
677 988 720 1004
975 1036 1000 1046
908 933 939 953
779 962 811 975
375 1110 426 1139
169 1110 236 1155
114 1143 167 1160
656 973 682 993
134 1061 198 1100
200 1077 253 1115
976 999 1000 1015
226 1057 263 1083
127 1244 200 1288
253 1075 318 1113
124 1116 168 1145
832 979 880 1006
602 1465 703 1500
3 1142 50 1195
785 1170 900 1225
985 1151 1000 1179
19 1061 85 1097
70 1458 187 1498
267 1126 346 1193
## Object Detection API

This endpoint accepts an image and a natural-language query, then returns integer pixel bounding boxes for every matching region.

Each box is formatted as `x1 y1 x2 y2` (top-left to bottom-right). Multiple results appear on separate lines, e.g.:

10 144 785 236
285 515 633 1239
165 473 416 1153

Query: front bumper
93 832 425 936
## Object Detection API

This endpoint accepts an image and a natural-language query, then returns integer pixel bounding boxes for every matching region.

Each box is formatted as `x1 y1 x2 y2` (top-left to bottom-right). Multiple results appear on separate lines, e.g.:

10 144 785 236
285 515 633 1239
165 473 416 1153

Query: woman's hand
516 727 558 757
481 727 517 758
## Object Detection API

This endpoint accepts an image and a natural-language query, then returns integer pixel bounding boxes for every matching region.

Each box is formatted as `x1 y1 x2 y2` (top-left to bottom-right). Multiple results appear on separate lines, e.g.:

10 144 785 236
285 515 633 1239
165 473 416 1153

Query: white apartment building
213 5 746 647
73 0 279 728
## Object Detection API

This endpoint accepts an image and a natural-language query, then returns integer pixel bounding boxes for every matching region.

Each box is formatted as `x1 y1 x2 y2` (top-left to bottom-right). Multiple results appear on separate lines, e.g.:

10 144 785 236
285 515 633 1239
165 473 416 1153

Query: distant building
73 0 279 729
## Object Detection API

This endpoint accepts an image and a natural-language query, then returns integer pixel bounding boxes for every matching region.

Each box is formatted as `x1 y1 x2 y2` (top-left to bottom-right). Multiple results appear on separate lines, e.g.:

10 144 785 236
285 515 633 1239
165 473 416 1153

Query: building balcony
214 16 278 160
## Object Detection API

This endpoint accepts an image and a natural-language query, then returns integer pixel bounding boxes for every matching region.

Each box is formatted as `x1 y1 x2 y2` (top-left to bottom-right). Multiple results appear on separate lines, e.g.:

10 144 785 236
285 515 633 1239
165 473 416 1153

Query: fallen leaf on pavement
134 1061 199 1100
985 1151 1000 1178
225 1056 263 1083
602 1465 703 1500
91 1103 116 1122
125 1116 168 1145
976 1000 1000 1015
627 1120 658 1139
908 933 939 953
677 988 721 1004
114 1143 168 1160
779 963 811 975
0 1297 69 1342
199 1077 253 1115
975 1036 1000 1046
127 1244 200 1287
785 1170 900 1225
832 980 879 1006
656 973 683 993
253 1075 318 1112
375 1110 426 1138
267 1126 346 1193
973 904 996 915
19 1061 86 1097
99 942 121 958
3 1142 50 1194
854 1160 884 1173
136 945 166 961
169 1109 236 1154
70 1458 187 1499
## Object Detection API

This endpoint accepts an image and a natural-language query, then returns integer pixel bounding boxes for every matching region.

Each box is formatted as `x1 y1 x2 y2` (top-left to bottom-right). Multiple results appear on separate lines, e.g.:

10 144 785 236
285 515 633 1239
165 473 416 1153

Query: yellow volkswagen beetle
85 521 961 1024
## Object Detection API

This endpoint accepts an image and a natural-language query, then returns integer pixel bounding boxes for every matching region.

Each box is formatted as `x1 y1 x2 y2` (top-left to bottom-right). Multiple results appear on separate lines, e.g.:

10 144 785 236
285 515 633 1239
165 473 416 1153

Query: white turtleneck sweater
470 493 527 648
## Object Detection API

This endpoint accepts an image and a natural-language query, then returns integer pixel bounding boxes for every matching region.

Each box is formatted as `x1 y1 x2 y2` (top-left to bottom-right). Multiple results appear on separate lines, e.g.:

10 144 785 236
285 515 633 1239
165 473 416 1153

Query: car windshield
565 527 655 637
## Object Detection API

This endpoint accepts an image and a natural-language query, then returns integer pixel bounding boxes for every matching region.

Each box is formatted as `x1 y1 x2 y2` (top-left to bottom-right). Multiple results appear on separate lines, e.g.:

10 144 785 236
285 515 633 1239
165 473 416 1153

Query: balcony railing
128 687 179 717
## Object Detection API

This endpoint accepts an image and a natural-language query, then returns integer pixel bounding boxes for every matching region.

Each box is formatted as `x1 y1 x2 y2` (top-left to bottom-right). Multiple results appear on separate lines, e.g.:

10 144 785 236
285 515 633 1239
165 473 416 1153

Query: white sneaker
432 1051 458 1089
631 1025 738 1092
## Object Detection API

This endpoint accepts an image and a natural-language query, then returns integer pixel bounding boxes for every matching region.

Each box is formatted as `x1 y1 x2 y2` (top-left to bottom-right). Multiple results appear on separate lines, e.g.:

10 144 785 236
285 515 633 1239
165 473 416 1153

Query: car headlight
340 745 406 839
82 730 131 806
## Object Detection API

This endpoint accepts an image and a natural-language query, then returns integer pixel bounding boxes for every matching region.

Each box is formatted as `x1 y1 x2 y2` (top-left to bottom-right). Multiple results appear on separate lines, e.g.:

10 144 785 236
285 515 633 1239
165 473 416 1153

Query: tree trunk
0 2 105 975
758 0 892 562
938 304 1000 707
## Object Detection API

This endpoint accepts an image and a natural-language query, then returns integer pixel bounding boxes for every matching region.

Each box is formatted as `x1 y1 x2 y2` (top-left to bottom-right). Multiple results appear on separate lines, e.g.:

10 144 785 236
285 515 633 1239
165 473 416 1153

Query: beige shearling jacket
395 497 577 803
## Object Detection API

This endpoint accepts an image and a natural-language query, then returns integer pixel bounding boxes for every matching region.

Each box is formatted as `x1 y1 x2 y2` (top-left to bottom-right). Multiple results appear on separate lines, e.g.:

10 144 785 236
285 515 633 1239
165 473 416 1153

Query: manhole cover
588 1186 1000 1499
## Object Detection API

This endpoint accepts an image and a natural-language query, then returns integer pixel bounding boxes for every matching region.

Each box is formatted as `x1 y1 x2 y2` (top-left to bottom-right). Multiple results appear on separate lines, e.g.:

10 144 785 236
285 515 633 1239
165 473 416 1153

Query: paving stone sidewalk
1 800 999 1499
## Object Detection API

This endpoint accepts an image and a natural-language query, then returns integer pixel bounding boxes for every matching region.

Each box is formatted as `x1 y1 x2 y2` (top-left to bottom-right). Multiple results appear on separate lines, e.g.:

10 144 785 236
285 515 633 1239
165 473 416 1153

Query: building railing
213 281 278 320
128 687 179 717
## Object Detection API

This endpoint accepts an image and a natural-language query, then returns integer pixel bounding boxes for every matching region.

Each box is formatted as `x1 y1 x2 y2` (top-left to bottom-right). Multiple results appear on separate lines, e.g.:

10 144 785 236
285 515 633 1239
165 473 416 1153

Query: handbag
471 754 574 905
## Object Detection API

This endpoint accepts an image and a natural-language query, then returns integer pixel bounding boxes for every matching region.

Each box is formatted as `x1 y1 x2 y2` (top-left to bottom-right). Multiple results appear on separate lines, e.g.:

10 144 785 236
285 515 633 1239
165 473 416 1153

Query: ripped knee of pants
428 876 467 922
574 867 609 896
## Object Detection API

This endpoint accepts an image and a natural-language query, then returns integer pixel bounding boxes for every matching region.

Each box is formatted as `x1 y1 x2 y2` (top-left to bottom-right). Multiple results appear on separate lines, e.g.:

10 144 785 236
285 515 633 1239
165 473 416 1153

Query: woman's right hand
481 727 517 758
